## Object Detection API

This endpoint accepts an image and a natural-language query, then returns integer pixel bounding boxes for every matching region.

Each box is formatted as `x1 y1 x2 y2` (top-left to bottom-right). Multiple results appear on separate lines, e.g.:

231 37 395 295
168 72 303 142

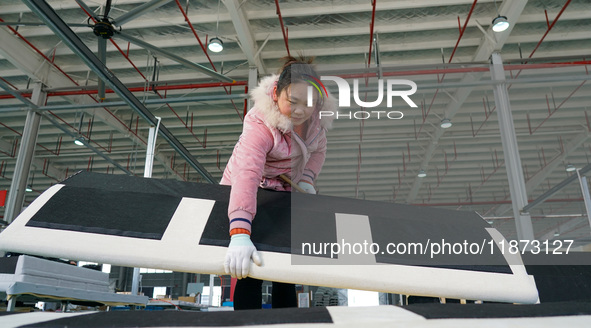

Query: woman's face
274 82 318 127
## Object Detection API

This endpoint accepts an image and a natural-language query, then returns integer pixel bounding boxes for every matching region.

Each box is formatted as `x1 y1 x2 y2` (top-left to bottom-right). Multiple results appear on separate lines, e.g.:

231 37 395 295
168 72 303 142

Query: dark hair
275 55 324 108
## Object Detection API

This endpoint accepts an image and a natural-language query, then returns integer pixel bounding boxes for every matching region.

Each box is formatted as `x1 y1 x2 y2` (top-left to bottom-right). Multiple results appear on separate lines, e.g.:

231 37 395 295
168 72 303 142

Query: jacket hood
250 74 338 133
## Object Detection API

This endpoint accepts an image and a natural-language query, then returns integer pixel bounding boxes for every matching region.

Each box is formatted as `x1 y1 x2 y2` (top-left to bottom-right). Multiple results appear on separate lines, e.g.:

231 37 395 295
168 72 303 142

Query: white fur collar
250 74 337 133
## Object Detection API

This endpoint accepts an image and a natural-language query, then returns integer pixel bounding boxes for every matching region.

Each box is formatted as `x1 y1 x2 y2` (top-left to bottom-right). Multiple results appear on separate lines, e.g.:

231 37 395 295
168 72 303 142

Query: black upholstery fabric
17 307 333 327
0 256 18 274
525 265 591 302
199 188 292 253
12 302 591 326
27 186 181 240
402 301 591 319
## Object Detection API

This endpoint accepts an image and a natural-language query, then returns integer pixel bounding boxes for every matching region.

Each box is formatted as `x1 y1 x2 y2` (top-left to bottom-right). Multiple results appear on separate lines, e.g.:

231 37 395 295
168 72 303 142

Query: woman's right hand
224 234 262 279
298 181 317 194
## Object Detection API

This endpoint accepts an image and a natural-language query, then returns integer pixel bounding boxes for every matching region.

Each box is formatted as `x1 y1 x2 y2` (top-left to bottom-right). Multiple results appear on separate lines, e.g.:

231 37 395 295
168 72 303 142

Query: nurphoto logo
307 76 418 120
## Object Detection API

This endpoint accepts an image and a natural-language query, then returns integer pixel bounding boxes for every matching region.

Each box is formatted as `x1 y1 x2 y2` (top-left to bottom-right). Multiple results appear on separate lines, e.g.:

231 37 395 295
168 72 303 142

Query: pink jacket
220 74 337 233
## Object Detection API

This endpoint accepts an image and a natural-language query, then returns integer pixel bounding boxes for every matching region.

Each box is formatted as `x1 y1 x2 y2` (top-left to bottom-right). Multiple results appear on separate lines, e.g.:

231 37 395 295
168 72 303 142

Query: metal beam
494 131 591 216
0 24 178 179
247 67 258 111
114 31 235 83
490 52 534 241
1 77 246 95
537 217 587 241
0 137 66 184
576 169 591 233
474 0 527 54
523 163 591 212
0 78 132 178
4 60 591 100
112 0 173 26
74 0 99 20
0 27 61 86
3 83 44 223
0 0 518 19
23 0 216 183
0 93 247 113
97 37 107 100
223 0 266 74
404 0 529 203
525 131 591 191
8 1 590 41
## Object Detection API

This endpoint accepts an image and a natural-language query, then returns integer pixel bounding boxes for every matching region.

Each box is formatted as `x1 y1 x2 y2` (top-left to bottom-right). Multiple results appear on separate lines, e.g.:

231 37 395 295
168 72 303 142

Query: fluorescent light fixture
440 118 452 129
565 164 576 172
25 185 33 192
554 232 560 237
492 15 509 32
208 37 223 53
417 169 427 178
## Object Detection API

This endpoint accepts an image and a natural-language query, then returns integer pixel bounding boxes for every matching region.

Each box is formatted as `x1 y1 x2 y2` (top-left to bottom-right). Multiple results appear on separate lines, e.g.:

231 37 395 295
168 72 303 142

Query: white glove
224 234 262 279
297 181 317 194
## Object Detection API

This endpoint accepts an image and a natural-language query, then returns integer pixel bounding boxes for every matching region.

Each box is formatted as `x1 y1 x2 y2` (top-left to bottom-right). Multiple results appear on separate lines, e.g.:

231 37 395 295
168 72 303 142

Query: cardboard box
178 296 196 303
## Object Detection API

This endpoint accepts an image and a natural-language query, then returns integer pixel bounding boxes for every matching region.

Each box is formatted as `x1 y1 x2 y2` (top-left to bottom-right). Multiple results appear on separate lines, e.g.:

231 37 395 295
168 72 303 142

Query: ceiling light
25 185 33 192
417 170 427 178
492 15 509 32
208 37 223 53
74 137 85 146
554 232 560 237
208 0 224 53
566 164 576 172
440 118 452 129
